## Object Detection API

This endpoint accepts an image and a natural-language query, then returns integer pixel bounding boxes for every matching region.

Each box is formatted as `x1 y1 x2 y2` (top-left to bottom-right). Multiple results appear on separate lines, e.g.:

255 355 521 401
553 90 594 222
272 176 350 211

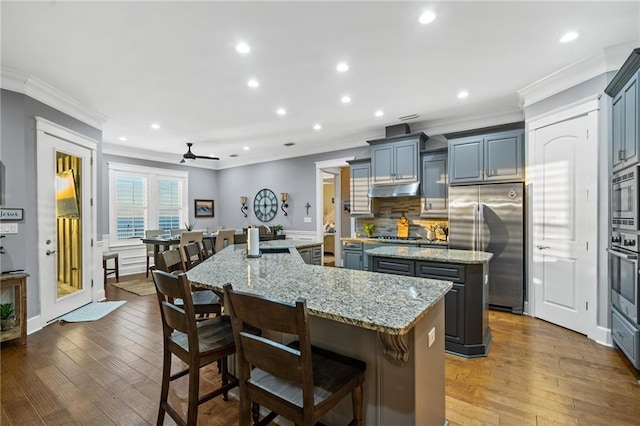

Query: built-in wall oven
609 231 640 324
611 166 640 230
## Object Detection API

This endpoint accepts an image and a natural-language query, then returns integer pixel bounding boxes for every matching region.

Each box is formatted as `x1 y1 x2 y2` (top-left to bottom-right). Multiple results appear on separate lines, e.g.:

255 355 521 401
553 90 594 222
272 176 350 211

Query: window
109 163 189 245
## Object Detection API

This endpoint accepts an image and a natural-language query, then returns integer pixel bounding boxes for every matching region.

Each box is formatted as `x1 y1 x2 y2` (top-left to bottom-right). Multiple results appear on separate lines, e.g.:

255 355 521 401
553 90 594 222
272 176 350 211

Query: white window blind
109 163 189 245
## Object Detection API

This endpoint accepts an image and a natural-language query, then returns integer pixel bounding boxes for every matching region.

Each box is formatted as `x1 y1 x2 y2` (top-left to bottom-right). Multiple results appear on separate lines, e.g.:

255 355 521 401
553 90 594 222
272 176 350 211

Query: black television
56 169 80 218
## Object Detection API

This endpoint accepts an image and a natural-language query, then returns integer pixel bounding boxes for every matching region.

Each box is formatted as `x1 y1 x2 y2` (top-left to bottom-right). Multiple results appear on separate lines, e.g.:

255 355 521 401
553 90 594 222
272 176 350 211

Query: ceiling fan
180 142 219 163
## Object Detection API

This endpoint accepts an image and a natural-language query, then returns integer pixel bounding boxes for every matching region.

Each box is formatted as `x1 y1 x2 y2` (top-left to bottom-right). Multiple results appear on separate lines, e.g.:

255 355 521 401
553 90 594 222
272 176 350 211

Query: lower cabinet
298 245 322 265
612 306 640 369
343 242 364 270
371 256 491 357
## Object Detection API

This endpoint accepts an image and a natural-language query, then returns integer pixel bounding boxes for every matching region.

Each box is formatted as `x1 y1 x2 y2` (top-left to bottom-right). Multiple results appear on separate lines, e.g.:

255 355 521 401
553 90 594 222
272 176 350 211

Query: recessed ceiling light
150 123 160 130
374 110 384 117
276 108 287 116
118 136 128 141
247 79 259 88
419 11 436 25
341 95 352 104
229 154 239 158
243 146 250 151
457 91 469 99
559 32 579 43
236 42 251 54
336 62 349 72
284 142 296 147
313 123 322 131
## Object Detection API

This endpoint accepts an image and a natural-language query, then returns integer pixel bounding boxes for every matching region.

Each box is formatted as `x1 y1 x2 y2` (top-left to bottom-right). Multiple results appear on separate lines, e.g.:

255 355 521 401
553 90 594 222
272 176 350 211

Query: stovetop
373 236 421 240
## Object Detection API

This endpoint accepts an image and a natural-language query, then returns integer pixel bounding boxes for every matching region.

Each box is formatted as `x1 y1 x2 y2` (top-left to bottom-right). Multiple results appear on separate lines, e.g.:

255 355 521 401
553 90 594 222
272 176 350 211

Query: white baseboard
591 325 612 347
27 315 43 335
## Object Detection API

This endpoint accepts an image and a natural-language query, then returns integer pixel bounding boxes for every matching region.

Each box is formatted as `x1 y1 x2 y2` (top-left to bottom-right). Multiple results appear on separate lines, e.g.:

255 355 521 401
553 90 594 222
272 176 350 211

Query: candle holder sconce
240 196 248 218
304 202 311 215
280 192 289 216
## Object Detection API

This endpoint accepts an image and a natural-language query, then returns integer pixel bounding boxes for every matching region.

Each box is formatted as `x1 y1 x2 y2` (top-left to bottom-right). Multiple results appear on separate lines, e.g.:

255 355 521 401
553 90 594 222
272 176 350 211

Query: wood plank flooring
2 274 639 425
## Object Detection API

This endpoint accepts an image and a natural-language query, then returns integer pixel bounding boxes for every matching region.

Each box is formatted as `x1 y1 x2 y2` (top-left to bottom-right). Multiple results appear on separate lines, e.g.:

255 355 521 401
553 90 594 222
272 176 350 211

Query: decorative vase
1 317 16 331
426 230 435 241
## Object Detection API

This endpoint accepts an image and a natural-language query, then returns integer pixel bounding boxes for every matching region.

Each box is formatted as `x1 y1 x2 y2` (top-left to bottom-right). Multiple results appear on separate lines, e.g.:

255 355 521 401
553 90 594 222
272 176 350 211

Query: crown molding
1 67 108 130
517 41 639 108
409 106 524 136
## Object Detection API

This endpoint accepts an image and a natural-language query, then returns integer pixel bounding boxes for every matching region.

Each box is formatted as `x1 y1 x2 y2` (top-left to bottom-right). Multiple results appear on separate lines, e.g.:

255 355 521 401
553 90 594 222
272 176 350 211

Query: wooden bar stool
223 283 366 426
103 251 119 283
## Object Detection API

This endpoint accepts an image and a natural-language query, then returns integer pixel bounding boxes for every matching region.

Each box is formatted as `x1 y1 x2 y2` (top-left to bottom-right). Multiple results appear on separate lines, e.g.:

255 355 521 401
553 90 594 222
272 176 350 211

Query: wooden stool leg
115 256 119 282
103 258 107 284
146 255 150 278
351 384 363 426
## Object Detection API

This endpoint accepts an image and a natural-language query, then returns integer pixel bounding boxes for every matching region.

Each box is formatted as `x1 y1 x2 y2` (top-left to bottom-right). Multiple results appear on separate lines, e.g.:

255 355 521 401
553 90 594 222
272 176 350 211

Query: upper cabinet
348 158 372 216
448 129 524 185
421 152 448 217
605 49 640 172
368 133 427 185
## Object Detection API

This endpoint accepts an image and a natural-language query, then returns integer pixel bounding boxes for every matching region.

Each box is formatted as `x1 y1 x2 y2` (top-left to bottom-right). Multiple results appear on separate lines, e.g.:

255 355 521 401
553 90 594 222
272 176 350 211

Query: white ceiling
2 1 639 169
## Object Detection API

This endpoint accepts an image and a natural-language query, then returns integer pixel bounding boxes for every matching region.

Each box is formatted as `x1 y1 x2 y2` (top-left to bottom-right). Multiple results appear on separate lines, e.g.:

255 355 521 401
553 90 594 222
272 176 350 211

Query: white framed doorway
527 97 599 337
315 157 355 267
36 117 98 324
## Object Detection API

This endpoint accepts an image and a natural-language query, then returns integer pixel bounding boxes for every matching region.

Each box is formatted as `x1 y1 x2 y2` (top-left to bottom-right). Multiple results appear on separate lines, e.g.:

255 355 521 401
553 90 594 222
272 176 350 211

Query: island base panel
309 299 446 426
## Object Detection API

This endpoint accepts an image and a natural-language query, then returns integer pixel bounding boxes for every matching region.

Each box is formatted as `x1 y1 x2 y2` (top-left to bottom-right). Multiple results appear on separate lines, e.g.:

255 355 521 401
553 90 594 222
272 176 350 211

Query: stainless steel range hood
368 182 420 198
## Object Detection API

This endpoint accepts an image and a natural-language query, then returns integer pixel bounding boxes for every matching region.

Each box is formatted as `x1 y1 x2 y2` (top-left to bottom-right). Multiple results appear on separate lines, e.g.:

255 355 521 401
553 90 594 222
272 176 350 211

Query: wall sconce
280 192 289 216
240 196 248 217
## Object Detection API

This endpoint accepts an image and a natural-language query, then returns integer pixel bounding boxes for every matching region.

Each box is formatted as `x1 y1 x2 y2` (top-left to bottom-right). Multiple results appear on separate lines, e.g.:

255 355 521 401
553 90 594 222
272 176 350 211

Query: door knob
536 245 550 250
46 249 56 256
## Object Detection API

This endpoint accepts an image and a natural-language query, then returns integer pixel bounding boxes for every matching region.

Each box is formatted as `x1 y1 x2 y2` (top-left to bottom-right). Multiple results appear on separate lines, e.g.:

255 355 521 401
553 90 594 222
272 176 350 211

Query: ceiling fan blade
194 154 220 160
182 142 219 161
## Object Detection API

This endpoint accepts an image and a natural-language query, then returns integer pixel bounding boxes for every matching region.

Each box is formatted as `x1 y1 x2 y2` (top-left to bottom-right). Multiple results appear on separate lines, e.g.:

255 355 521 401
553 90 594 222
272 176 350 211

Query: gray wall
217 146 370 230
1 89 102 317
523 72 614 328
100 155 221 235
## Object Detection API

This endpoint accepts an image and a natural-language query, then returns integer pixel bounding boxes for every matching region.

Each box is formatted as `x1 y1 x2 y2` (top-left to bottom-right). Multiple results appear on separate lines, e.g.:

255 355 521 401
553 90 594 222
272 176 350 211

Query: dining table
141 232 217 264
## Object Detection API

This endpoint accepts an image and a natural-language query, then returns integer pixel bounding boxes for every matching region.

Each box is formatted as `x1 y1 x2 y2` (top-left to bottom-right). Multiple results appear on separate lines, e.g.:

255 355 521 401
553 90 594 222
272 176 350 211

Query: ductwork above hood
368 182 420 198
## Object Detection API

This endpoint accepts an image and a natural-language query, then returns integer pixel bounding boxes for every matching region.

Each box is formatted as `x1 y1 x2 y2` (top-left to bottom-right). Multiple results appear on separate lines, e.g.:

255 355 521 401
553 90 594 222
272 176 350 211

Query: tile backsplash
354 197 448 240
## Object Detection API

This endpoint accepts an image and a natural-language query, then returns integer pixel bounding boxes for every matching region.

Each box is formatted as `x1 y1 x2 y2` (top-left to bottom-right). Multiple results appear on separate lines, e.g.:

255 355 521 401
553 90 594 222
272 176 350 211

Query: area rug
111 278 156 296
59 301 126 322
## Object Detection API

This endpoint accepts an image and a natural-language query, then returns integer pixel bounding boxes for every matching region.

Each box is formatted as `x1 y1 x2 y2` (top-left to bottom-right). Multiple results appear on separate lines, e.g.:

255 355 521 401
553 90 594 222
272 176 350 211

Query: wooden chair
202 237 215 259
156 249 222 319
103 251 119 283
171 228 188 237
215 229 235 253
222 284 366 426
183 242 204 270
152 270 237 426
145 229 164 278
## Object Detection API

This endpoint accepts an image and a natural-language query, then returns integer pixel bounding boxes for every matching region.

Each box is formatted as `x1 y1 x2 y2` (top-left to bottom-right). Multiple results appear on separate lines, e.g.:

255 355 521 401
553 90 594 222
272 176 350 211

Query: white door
37 130 94 323
530 112 597 334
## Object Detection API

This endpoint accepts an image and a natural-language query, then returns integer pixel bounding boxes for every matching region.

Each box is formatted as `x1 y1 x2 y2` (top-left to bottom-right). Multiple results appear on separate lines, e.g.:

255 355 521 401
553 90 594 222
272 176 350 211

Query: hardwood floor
2 275 639 425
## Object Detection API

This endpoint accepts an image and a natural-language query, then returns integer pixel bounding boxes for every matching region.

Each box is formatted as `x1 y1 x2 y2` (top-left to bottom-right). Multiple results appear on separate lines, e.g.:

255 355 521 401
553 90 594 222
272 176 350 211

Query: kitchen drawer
371 257 415 276
416 261 465 283
343 242 363 250
612 307 640 369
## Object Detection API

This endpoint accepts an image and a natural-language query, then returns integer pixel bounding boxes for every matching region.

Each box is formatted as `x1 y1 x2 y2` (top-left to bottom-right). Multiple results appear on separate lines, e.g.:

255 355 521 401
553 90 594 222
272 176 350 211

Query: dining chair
222 283 366 426
202 237 215 259
145 229 164 278
214 229 235 253
152 270 237 426
156 249 222 320
171 228 188 237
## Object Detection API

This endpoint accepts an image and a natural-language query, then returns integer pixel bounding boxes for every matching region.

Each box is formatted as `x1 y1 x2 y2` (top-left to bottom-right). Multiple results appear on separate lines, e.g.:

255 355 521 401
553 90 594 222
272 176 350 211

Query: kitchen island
187 239 452 426
366 246 493 358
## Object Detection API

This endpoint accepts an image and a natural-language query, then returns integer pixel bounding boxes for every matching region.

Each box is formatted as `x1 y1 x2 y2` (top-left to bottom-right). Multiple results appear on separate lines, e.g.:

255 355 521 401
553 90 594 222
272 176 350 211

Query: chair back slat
202 238 214 258
226 289 303 335
157 249 184 273
215 229 235 253
183 242 204 270
240 332 304 383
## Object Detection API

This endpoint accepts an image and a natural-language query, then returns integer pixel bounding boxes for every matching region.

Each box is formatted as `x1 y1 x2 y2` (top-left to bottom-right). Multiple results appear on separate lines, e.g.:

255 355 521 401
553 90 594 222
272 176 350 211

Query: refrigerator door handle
478 203 484 251
472 203 478 251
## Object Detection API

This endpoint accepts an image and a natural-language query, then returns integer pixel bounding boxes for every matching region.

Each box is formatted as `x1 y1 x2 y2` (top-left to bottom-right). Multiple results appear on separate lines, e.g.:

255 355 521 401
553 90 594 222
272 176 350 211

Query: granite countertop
187 240 452 336
341 237 449 246
365 245 493 264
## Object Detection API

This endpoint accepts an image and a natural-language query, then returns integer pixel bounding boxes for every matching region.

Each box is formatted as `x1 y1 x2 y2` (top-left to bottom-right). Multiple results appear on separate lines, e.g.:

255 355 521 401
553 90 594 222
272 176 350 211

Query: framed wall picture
194 199 214 218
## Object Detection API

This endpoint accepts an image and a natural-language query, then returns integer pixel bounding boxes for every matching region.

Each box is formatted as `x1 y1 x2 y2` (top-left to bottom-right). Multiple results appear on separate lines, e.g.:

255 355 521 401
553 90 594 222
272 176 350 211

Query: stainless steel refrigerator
449 183 524 313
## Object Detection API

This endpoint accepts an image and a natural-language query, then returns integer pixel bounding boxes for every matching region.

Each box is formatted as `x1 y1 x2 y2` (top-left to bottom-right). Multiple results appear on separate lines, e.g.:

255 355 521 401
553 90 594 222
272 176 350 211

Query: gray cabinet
449 129 524 185
421 152 448 217
348 159 372 216
612 72 639 171
342 241 363 270
368 134 427 185
371 256 491 357
298 245 322 265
